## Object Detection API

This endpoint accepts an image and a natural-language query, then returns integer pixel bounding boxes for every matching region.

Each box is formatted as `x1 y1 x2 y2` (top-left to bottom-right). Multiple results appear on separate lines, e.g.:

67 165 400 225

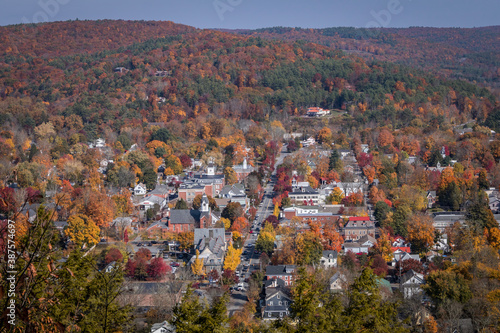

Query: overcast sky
1 0 499 29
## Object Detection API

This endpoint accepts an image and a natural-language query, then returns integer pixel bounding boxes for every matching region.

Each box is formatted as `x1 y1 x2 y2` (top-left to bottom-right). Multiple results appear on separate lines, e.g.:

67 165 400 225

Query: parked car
136 243 142 247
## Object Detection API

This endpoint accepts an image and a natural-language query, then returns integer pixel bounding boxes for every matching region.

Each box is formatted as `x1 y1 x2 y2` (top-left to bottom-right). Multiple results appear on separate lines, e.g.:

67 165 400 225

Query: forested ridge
231 25 500 88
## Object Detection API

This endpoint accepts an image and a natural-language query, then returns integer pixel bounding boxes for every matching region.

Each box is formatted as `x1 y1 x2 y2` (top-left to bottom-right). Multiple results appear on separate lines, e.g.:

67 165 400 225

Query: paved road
228 148 288 314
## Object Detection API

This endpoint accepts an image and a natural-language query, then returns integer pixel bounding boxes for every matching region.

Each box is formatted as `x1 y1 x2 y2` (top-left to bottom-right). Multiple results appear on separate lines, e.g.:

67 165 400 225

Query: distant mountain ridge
224 26 500 88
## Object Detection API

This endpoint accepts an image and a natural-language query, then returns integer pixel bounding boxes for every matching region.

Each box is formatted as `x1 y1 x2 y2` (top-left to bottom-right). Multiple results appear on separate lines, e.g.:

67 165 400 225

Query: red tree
105 247 123 265
125 259 136 278
135 248 152 261
147 258 170 280
222 269 239 285
179 154 192 169
207 269 220 283
123 229 129 243
396 258 424 276
371 254 388 277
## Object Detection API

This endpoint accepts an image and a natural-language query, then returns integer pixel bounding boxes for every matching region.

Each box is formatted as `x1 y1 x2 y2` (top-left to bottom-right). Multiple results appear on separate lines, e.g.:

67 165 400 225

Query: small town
0 7 499 333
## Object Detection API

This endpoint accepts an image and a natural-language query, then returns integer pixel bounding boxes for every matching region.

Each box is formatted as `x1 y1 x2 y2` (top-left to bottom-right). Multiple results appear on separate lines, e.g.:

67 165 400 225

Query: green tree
328 149 342 171
374 201 391 224
165 155 183 175
140 167 158 190
466 189 497 233
438 181 462 211
343 269 407 332
172 289 230 333
150 128 174 144
175 199 188 210
423 270 472 306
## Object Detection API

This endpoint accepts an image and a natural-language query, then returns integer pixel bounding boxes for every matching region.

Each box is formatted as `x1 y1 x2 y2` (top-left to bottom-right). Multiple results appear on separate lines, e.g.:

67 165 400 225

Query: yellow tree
326 187 345 204
486 227 500 250
373 231 393 262
220 217 231 230
273 203 280 218
176 231 194 251
407 214 435 254
316 127 332 144
64 214 100 247
224 245 242 271
112 191 134 217
191 249 204 276
224 167 238 185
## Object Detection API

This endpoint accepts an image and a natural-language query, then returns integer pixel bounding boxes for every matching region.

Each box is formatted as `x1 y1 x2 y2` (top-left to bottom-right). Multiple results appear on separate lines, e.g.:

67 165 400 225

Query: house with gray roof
329 272 347 292
400 270 425 298
266 265 296 286
288 185 320 205
320 250 338 268
261 278 292 320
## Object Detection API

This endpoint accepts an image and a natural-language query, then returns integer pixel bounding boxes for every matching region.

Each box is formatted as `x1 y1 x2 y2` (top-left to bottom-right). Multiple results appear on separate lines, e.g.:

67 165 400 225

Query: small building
329 272 347 292
400 270 425 298
320 250 338 268
266 265 296 286
134 183 147 196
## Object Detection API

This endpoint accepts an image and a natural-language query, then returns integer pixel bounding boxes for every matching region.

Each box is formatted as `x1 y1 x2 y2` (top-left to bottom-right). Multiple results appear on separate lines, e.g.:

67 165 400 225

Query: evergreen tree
328 149 342 171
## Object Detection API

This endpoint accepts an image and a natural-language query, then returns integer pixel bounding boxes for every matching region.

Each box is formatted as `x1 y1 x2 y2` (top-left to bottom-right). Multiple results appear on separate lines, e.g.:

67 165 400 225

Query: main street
228 146 289 315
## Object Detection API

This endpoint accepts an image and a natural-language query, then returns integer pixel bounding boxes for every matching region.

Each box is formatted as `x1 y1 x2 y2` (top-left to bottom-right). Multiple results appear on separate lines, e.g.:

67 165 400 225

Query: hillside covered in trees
0 20 498 152
230 26 500 89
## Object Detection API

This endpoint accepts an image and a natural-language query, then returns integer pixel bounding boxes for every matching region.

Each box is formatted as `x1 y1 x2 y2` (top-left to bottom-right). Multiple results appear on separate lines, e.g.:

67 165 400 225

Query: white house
400 270 425 298
320 250 338 268
134 183 147 196
329 272 347 292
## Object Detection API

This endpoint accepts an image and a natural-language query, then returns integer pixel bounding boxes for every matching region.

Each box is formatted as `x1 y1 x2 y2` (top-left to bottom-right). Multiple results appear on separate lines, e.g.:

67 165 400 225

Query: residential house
392 236 408 248
150 321 175 333
400 270 425 298
320 250 338 268
261 278 293 320
148 185 172 199
138 195 166 211
329 272 348 292
338 149 351 159
306 107 329 117
342 217 375 241
426 191 437 209
360 144 369 153
134 183 147 196
220 183 249 209
192 227 228 273
342 235 376 254
266 265 296 286
300 137 316 147
334 181 364 197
